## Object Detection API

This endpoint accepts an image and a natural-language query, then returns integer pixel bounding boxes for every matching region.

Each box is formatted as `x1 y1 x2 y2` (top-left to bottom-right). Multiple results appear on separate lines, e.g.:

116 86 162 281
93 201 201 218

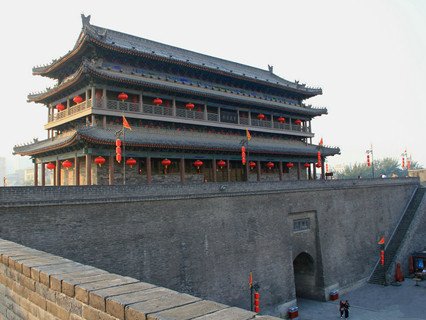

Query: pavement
296 278 426 320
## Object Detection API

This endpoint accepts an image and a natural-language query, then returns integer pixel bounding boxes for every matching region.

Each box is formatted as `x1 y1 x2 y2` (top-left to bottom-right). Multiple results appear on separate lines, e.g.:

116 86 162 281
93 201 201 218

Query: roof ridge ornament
81 14 91 27
268 65 273 73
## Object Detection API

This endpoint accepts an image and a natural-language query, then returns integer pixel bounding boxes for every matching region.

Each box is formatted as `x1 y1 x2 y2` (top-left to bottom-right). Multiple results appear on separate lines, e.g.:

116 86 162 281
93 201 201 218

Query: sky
1 0 425 171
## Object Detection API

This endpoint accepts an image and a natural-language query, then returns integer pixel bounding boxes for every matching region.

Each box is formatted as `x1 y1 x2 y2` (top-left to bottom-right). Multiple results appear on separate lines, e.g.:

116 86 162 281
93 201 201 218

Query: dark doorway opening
293 252 316 299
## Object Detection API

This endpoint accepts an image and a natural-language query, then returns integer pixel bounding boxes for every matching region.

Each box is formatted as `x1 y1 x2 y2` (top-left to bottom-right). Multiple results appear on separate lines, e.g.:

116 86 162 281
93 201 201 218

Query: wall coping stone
0 238 281 320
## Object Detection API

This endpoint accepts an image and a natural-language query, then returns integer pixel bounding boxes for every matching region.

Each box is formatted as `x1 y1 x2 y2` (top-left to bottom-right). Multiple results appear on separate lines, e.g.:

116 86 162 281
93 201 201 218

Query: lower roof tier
14 126 340 159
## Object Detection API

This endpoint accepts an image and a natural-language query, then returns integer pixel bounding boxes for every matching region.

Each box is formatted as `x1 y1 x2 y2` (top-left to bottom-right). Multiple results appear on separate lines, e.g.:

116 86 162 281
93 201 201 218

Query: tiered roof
32 15 322 98
13 126 340 158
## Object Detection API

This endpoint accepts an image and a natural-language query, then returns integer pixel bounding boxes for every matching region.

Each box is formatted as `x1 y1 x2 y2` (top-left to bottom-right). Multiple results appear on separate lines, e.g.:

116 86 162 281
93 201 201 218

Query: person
339 300 345 318
344 300 350 318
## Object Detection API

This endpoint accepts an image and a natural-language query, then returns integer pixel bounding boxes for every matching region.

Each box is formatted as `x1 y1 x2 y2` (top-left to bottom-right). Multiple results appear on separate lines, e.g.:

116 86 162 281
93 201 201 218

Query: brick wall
0 239 278 320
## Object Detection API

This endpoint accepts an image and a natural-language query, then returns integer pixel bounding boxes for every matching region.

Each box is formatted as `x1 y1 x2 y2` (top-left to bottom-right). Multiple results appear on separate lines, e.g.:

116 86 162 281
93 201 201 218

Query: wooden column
297 162 301 180
248 112 252 126
244 161 249 182
75 156 80 186
85 154 92 185
278 161 283 181
313 164 317 180
203 104 208 120
108 155 114 185
91 114 96 126
146 157 152 184
308 165 312 180
102 116 107 129
34 162 38 186
172 98 176 116
91 86 96 107
56 159 61 186
139 93 143 112
256 160 261 181
180 158 185 183
102 89 107 109
321 157 325 180
226 160 231 182
212 159 217 182
41 162 45 186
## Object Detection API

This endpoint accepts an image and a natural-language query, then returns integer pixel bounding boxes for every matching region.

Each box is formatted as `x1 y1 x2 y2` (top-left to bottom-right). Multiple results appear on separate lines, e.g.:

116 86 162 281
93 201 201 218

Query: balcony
46 98 312 137
45 99 92 129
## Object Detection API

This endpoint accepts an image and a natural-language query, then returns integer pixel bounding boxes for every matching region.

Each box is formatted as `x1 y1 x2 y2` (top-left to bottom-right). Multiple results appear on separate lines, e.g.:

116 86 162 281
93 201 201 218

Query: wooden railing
48 98 310 134
48 99 92 122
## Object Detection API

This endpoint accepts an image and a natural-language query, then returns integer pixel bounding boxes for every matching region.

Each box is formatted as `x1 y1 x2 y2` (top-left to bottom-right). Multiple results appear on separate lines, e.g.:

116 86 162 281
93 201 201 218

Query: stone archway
293 252 316 299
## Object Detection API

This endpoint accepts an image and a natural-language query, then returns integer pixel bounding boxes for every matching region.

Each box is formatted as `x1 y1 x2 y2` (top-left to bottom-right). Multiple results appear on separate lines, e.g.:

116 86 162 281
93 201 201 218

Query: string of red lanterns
116 139 122 163
241 146 246 165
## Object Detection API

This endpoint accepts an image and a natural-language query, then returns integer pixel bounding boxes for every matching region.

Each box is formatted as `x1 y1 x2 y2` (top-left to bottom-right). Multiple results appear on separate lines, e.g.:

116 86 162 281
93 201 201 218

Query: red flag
378 236 385 245
122 116 132 130
319 137 323 146
246 129 251 141
249 272 253 288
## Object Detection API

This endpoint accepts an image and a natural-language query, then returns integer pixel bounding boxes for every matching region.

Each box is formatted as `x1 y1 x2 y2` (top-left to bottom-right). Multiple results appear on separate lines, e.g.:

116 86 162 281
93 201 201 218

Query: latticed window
293 218 310 232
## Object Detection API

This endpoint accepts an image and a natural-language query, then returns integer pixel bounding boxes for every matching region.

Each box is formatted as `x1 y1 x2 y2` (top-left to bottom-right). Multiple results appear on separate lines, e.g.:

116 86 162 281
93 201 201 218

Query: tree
336 157 423 179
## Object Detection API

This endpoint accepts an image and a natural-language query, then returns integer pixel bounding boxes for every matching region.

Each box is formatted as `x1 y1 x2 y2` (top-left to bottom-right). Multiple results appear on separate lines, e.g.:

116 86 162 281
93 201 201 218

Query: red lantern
294 119 302 125
241 146 246 165
286 162 294 169
380 250 385 266
326 163 329 173
266 162 274 170
315 163 322 168
115 139 122 147
249 161 256 169
304 163 310 168
407 159 411 170
118 92 128 101
277 117 286 123
94 156 106 167
317 151 322 167
56 103 65 111
46 162 55 170
193 160 203 170
62 160 72 170
126 158 137 168
73 96 83 104
367 154 371 167
185 103 195 110
161 158 171 168
217 160 226 169
153 98 163 106
257 113 265 120
116 153 122 163
402 157 405 168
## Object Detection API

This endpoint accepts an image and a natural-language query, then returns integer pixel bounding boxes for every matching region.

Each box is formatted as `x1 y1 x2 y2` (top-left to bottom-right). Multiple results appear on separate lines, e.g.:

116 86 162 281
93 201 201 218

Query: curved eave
13 133 78 157
32 32 88 77
28 65 87 103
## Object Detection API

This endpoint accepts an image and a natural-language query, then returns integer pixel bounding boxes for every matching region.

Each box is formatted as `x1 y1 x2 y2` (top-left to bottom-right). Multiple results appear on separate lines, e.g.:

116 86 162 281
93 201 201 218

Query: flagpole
123 120 126 185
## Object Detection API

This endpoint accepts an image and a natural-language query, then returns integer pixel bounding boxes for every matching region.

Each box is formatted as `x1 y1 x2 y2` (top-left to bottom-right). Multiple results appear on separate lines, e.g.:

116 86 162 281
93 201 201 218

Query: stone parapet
0 238 279 320
0 177 419 207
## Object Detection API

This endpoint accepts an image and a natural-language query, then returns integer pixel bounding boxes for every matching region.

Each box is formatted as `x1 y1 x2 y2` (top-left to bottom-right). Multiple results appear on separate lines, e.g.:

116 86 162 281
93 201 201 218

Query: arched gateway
293 252 317 299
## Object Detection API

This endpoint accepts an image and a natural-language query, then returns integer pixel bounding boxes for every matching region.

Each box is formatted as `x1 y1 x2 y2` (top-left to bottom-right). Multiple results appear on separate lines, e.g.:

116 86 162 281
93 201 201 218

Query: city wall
0 239 278 320
0 178 421 316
